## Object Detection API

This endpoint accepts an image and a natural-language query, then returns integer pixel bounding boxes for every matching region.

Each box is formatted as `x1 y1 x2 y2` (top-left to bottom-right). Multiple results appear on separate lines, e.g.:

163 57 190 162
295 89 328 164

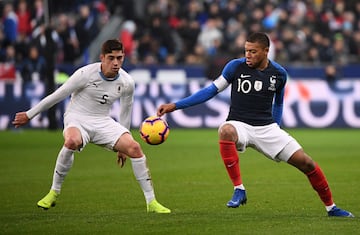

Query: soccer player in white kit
157 32 353 217
12 39 171 213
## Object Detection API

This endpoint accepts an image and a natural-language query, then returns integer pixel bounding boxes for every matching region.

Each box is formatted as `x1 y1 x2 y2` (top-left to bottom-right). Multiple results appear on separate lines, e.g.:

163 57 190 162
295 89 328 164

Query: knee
288 150 316 173
126 141 143 158
218 124 237 142
301 157 316 173
64 136 82 150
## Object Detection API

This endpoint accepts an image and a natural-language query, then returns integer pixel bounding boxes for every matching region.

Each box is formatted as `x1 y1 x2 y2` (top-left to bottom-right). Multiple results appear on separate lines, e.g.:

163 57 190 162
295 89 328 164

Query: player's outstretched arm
12 112 30 128
157 103 176 116
157 82 220 117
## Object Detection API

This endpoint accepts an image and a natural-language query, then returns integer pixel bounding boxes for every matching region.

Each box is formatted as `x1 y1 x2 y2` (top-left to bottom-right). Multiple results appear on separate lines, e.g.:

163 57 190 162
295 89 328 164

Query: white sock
234 184 245 190
326 203 336 212
130 155 155 204
51 146 74 193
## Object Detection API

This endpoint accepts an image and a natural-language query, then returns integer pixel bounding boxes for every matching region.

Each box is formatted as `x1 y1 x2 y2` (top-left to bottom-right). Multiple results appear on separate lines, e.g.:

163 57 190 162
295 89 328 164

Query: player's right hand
12 112 30 128
157 103 176 116
117 152 127 168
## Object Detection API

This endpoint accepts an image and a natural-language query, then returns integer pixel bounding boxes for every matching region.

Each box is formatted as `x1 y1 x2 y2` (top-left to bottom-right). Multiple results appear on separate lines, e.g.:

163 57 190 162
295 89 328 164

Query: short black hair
101 39 123 54
246 32 270 48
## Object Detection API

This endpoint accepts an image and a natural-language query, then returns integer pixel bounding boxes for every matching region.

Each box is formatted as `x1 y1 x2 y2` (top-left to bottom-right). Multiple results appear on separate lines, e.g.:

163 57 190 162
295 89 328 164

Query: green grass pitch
0 128 359 234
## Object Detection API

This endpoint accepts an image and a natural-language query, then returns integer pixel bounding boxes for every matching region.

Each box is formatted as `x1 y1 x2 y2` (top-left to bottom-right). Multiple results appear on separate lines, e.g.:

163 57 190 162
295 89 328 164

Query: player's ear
99 53 104 61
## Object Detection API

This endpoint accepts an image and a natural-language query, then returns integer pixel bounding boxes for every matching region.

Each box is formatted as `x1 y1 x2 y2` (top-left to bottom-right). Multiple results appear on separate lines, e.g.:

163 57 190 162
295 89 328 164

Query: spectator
184 43 206 65
180 0 205 25
14 32 30 63
30 0 45 37
75 4 99 56
32 25 60 130
197 18 223 56
323 64 352 94
332 33 348 65
55 13 80 64
16 0 32 37
119 20 137 59
324 64 337 84
148 15 176 63
176 19 201 60
348 31 360 62
20 44 46 83
2 3 18 45
136 30 156 64
0 44 16 63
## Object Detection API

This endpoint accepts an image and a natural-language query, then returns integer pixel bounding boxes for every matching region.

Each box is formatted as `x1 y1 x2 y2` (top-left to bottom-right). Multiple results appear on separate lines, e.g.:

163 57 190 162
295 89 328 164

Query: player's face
100 50 125 78
244 41 269 70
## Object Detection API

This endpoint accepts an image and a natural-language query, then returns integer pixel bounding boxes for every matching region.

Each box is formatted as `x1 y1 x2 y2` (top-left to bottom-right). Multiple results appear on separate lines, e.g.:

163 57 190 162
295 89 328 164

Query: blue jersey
222 58 287 126
175 58 287 126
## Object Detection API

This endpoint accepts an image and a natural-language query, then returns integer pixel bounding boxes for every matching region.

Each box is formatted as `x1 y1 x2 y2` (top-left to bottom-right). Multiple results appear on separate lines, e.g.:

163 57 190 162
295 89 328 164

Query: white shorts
63 113 129 151
218 121 302 162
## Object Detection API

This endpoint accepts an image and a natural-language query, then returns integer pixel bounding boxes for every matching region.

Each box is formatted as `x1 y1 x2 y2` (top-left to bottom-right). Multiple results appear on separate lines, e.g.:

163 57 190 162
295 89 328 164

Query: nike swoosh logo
240 74 251 78
226 162 237 168
55 170 65 177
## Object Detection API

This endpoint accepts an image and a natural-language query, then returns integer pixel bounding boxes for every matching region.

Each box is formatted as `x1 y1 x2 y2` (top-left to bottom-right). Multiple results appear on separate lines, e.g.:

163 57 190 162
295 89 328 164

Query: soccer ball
139 116 170 145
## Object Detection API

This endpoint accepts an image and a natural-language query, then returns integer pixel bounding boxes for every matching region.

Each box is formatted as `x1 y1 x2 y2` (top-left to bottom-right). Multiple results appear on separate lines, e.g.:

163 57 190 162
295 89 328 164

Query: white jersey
26 62 135 130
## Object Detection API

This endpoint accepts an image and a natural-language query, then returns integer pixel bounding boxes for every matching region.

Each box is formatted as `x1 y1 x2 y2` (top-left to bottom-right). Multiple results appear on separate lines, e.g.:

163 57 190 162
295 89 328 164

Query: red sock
219 140 242 186
306 163 334 206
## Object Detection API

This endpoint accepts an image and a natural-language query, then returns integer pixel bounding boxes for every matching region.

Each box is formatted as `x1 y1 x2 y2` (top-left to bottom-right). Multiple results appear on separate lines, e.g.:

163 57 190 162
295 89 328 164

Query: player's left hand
117 152 127 168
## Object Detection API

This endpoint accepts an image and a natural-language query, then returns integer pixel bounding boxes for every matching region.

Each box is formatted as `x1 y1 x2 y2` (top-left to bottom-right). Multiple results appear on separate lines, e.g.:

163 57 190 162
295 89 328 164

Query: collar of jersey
99 71 119 81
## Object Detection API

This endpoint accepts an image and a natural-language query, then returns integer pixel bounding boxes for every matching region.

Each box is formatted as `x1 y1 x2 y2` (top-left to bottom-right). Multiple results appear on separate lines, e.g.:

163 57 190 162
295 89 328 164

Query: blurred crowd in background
119 0 360 69
1 0 360 77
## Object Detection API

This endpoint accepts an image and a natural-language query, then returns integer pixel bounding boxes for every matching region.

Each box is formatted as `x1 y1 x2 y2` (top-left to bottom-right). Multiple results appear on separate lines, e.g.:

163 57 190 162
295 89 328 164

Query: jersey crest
254 81 263 91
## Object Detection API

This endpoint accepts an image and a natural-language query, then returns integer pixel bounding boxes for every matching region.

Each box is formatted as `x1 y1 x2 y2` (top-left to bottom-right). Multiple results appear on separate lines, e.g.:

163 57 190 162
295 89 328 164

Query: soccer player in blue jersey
157 32 353 217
